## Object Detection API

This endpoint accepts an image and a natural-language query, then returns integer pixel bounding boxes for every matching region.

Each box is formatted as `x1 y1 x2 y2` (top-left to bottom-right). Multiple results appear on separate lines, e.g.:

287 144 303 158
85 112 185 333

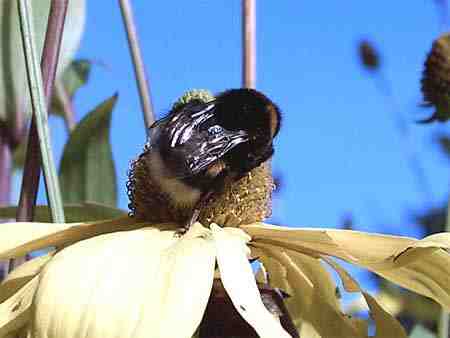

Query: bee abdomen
127 151 193 224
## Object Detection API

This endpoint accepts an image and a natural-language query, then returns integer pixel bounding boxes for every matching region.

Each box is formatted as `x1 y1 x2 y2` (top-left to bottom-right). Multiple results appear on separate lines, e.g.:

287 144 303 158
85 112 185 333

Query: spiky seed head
358 40 380 71
420 33 450 123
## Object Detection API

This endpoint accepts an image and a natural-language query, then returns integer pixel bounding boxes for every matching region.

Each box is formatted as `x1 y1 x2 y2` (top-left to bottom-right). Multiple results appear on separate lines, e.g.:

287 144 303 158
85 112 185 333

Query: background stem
11 0 69 272
0 134 11 206
16 0 67 224
373 73 432 202
118 0 155 132
242 0 256 89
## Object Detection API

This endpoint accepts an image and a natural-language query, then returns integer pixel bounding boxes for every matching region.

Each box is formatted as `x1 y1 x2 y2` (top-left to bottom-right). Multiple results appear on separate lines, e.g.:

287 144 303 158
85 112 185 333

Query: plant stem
17 0 66 224
373 73 432 202
0 132 11 296
118 0 155 132
242 0 256 89
0 133 11 206
438 197 450 338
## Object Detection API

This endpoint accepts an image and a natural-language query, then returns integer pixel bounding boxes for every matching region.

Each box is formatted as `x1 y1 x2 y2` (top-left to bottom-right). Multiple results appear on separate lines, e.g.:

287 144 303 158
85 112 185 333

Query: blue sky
35 2 450 291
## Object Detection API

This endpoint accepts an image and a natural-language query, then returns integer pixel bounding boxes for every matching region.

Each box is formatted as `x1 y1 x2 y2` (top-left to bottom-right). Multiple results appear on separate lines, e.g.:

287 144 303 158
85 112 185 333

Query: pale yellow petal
376 249 450 309
363 293 407 338
0 217 152 259
31 226 216 338
412 232 450 248
258 243 365 338
346 289 440 322
322 257 407 338
0 253 53 303
0 277 39 337
146 223 215 338
211 225 291 338
243 223 415 263
298 321 322 338
0 222 74 259
257 245 314 324
243 223 450 310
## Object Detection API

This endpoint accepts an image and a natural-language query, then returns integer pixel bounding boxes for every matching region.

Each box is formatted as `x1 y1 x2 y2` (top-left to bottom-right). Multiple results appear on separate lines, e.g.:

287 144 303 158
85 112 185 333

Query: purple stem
0 132 11 206
10 0 69 272
16 0 68 223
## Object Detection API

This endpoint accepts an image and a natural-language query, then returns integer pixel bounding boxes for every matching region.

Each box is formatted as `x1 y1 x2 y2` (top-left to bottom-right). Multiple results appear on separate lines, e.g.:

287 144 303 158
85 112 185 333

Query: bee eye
208 125 223 135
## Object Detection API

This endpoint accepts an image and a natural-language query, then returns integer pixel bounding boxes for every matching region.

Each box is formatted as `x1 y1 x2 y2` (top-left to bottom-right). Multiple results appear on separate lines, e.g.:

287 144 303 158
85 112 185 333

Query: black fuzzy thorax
214 89 281 175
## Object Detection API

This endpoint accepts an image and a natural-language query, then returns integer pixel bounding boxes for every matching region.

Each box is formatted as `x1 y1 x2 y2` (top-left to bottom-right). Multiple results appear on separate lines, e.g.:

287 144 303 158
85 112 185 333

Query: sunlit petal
31 224 216 338
211 224 291 338
0 253 53 303
322 257 407 338
243 223 450 309
0 277 39 337
0 217 153 260
257 243 365 338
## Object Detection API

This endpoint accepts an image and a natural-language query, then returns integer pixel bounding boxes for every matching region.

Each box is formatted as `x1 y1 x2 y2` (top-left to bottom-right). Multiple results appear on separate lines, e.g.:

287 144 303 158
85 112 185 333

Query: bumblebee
127 88 281 228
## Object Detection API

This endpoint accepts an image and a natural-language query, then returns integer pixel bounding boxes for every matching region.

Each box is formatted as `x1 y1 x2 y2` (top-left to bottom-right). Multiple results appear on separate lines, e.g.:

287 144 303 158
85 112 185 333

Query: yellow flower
0 217 449 338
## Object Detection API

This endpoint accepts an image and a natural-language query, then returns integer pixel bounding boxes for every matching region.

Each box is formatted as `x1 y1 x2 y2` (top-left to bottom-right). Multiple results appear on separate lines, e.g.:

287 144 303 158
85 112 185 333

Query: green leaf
409 325 435 338
0 203 126 223
59 94 118 206
51 59 91 116
0 0 86 123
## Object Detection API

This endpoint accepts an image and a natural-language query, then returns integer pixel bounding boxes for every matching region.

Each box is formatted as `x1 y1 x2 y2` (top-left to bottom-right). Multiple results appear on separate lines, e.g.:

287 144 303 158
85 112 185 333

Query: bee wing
147 101 249 178
147 101 216 148
175 128 249 175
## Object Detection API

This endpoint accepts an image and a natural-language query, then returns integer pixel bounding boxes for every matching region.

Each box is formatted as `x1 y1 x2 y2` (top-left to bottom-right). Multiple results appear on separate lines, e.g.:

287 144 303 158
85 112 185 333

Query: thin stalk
118 0 155 132
434 0 449 31
372 73 433 202
242 0 256 88
438 196 450 338
17 0 66 223
0 124 12 288
0 133 11 206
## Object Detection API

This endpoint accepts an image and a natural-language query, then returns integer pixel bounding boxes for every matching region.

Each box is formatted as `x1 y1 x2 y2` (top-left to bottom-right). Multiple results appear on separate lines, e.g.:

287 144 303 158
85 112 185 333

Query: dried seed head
199 161 275 227
420 33 450 123
358 40 380 71
127 89 275 226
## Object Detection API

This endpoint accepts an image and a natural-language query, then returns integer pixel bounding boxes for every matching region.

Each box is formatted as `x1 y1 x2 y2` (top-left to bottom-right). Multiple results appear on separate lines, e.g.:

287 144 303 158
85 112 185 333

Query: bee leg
174 205 202 237
178 170 229 235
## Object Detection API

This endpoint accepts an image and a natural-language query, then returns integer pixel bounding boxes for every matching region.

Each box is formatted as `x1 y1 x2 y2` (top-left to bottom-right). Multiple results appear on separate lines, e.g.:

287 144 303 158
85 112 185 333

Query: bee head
214 88 281 173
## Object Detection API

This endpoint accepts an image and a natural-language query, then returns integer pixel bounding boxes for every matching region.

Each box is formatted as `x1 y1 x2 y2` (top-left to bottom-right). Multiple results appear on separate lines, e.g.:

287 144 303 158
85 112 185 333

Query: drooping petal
0 277 39 337
0 253 53 303
257 243 367 338
0 217 149 259
211 224 291 338
0 222 76 259
322 257 407 338
363 292 407 338
243 223 450 310
31 224 216 338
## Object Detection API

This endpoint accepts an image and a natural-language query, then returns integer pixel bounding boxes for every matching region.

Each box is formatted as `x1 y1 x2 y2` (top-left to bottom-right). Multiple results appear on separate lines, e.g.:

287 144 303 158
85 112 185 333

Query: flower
0 218 449 337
